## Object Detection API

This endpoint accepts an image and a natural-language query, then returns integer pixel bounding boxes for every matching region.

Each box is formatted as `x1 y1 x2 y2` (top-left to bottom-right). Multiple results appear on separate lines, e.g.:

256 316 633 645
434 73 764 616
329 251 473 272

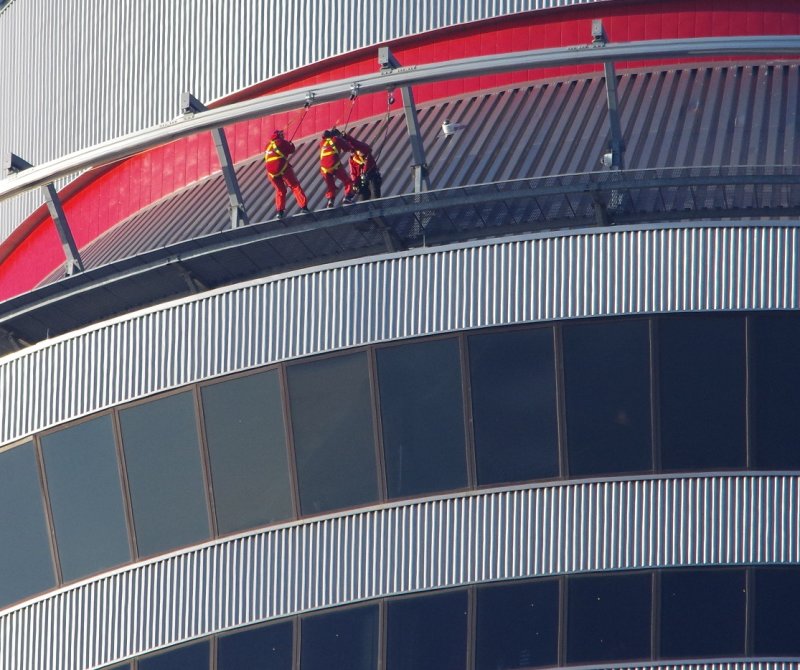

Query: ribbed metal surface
1 224 798 449
0 475 797 670
0 0 603 242
43 63 800 276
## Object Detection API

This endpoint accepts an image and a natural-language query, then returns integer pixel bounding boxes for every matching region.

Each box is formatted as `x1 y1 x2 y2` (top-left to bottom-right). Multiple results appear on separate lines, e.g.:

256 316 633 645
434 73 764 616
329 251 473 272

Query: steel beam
592 21 625 170
379 47 430 192
5 153 84 275
2 35 800 204
181 92 249 228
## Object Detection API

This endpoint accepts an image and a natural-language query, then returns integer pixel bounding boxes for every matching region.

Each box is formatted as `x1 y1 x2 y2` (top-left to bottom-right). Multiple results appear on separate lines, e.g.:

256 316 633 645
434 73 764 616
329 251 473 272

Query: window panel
476 579 558 669
751 313 800 468
41 415 130 582
301 604 378 670
659 316 746 470
119 392 210 557
659 568 745 658
470 328 558 485
567 573 651 663
139 641 209 670
378 339 467 498
563 320 652 476
202 370 292 535
218 620 293 670
288 352 378 514
388 590 468 670
0 442 55 607
754 567 800 655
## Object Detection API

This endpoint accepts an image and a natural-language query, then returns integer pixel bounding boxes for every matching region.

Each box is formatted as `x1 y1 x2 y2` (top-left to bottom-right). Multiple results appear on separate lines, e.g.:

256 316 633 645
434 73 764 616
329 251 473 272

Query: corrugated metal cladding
1 225 798 448
60 62 800 275
0 0 602 243
0 475 797 670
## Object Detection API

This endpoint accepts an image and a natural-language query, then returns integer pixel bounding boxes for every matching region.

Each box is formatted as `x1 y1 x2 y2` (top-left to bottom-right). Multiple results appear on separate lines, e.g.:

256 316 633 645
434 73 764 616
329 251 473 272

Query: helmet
322 129 333 139
271 129 284 140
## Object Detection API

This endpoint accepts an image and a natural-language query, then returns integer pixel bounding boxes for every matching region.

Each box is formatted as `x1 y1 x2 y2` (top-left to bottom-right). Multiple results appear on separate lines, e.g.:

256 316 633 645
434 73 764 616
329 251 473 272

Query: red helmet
271 129 284 140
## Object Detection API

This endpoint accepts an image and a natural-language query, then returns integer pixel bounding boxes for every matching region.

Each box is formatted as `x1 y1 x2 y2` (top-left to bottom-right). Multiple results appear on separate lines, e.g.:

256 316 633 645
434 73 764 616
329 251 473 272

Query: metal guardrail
1 36 799 204
1 165 796 341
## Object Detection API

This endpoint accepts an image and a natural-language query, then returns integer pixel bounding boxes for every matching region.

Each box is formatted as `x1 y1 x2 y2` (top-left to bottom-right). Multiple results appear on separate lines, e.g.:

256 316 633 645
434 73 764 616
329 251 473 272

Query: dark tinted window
288 353 378 514
119 392 210 557
470 329 558 485
218 620 293 670
378 339 467 498
387 590 468 670
0 442 55 607
41 415 130 581
301 604 378 670
751 313 800 468
476 579 558 669
202 370 292 534
567 572 651 663
754 567 800 655
139 641 209 670
660 568 745 658
659 316 746 470
563 320 652 476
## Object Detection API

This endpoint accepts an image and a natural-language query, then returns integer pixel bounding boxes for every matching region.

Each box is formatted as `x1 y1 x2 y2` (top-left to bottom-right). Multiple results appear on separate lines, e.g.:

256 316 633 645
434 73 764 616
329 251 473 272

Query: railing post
181 92 249 228
378 47 431 193
5 153 84 275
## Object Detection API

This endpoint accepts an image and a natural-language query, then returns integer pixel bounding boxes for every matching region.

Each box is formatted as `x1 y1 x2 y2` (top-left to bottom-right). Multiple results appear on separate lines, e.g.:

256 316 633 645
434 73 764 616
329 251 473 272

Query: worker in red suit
264 129 308 218
319 128 355 208
343 132 382 200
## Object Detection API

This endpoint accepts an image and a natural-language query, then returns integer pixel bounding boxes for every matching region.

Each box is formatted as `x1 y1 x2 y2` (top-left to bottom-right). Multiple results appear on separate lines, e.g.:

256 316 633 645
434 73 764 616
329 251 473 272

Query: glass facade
388 590 468 670
201 370 293 534
0 441 55 608
1 312 799 595
470 328 558 484
116 566 800 668
288 352 379 514
378 339 468 498
119 391 210 557
40 415 130 582
563 320 652 476
660 568 746 658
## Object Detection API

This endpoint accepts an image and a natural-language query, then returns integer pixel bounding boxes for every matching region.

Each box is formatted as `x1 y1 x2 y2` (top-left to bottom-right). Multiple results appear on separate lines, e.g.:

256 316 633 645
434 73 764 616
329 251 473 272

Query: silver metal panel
1 224 798 448
0 475 797 670
0 0 605 241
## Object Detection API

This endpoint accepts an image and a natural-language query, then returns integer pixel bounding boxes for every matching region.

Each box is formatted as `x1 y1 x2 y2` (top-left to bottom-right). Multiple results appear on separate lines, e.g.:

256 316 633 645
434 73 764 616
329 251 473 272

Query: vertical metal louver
0 475 797 670
0 225 797 448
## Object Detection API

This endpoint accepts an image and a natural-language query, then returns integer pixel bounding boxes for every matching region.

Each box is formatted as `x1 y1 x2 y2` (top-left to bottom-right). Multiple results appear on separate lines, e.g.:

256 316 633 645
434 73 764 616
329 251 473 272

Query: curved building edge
0 474 798 670
1 223 797 450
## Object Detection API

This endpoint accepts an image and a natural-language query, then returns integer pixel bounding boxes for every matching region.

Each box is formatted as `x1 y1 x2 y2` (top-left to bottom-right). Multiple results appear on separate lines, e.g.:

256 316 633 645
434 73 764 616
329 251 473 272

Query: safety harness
264 140 287 177
319 137 341 174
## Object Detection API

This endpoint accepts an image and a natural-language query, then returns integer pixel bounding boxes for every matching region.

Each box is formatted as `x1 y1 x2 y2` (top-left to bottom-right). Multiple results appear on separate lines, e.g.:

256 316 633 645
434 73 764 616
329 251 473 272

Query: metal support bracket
173 261 208 293
592 20 625 171
5 153 84 275
181 92 249 228
378 47 430 193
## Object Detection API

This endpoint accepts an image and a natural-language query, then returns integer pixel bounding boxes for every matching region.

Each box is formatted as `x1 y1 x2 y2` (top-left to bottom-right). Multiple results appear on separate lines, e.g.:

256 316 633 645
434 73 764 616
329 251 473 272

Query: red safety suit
319 134 354 201
344 134 382 200
264 136 308 214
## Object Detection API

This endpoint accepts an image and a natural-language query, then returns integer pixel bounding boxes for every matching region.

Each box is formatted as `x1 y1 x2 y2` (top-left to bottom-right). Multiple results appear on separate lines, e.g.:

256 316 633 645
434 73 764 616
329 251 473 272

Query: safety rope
374 91 395 163
342 84 360 134
288 102 310 142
